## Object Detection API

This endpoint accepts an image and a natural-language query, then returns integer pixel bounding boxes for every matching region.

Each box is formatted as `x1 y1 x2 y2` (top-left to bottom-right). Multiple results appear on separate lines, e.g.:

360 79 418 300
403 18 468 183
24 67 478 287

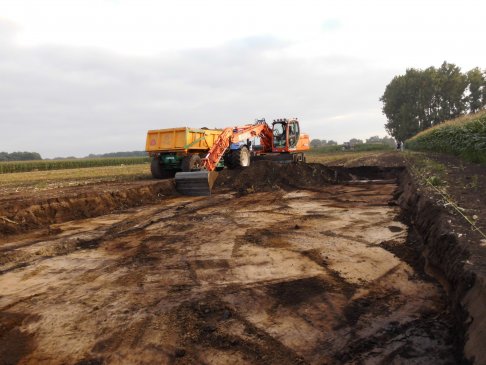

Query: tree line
310 139 338 148
0 151 42 161
0 151 148 162
310 135 395 149
380 61 485 141
86 151 146 158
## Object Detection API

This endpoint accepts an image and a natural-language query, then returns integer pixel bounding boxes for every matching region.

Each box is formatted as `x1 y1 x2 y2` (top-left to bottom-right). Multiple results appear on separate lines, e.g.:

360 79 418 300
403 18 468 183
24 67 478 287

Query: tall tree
483 69 486 107
380 70 421 141
435 62 468 120
466 67 484 113
381 61 472 141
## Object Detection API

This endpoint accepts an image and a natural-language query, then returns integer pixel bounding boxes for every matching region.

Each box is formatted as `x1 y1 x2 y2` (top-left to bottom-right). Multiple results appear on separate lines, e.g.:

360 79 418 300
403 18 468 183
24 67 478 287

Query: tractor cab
272 119 301 151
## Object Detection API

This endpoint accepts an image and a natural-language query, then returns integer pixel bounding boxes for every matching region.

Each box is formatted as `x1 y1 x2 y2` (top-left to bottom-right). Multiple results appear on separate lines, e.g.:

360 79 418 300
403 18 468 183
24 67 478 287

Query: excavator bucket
174 171 219 196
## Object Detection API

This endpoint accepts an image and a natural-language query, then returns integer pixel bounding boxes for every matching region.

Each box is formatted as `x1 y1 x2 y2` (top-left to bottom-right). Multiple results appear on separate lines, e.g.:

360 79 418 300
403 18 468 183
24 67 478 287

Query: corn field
0 156 149 174
405 110 486 164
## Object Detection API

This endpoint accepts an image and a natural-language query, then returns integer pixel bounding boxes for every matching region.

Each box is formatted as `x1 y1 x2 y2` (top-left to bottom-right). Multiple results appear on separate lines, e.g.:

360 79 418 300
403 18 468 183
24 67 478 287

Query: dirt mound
214 161 335 193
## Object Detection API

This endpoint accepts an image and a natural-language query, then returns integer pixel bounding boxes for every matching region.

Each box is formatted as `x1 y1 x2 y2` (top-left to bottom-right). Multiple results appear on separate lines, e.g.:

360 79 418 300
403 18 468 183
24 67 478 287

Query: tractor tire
151 158 163 178
231 146 250 168
181 154 202 172
151 158 175 179
225 152 236 169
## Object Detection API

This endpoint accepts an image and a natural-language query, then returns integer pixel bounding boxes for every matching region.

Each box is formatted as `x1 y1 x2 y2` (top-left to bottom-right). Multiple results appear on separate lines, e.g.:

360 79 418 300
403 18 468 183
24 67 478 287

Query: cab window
273 122 286 147
288 122 299 148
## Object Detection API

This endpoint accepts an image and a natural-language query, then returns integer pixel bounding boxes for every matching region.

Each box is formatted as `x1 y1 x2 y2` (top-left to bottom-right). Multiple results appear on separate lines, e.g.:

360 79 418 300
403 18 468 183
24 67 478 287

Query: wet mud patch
341 289 400 328
194 259 231 270
0 312 38 365
266 276 332 307
238 229 290 250
388 225 404 232
378 227 429 280
301 249 358 298
74 357 105 365
333 311 458 364
168 295 306 365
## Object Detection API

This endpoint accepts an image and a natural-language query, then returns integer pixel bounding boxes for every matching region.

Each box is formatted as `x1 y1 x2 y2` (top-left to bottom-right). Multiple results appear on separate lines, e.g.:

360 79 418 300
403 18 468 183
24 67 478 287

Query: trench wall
397 170 486 364
0 180 176 235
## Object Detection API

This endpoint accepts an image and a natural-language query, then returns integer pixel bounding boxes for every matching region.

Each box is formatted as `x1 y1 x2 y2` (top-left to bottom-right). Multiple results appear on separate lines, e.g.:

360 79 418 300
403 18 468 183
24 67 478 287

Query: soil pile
214 161 335 193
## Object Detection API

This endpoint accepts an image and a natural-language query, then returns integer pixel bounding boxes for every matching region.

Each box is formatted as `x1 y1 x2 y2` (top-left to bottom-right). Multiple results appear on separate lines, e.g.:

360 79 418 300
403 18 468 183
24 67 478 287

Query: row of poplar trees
380 61 486 141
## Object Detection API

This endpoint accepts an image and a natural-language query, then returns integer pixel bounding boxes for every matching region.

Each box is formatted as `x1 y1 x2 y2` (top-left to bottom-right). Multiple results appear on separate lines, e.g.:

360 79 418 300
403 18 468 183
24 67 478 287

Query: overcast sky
0 0 484 158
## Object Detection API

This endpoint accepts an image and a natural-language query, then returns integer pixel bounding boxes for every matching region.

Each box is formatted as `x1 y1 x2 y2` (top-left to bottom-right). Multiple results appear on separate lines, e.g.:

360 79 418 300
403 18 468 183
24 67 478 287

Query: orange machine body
202 118 309 171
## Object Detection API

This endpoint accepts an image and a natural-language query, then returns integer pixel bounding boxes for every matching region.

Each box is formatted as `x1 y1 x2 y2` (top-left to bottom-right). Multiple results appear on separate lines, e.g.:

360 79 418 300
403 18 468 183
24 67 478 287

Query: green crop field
0 156 150 174
405 110 486 164
308 143 393 154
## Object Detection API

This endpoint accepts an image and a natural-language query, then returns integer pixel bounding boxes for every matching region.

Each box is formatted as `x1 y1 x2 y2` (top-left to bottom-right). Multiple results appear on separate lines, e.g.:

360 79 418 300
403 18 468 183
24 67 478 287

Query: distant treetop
0 151 42 161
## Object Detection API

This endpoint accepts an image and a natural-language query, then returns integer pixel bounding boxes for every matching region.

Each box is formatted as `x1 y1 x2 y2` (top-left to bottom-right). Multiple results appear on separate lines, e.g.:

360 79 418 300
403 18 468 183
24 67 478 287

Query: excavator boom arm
175 120 274 196
201 127 234 172
202 122 273 171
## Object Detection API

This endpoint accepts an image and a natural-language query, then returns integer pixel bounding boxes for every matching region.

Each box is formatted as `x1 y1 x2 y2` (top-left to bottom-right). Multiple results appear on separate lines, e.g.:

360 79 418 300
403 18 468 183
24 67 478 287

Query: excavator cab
272 121 287 148
272 119 300 151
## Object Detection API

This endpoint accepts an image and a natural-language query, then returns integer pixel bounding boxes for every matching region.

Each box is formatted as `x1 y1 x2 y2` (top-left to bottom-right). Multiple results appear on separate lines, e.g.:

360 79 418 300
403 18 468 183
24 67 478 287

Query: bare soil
416 152 486 243
0 157 466 364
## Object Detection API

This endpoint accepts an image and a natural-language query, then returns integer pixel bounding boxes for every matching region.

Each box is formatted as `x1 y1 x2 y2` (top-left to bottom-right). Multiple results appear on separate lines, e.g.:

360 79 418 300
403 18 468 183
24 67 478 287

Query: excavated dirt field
0 161 465 364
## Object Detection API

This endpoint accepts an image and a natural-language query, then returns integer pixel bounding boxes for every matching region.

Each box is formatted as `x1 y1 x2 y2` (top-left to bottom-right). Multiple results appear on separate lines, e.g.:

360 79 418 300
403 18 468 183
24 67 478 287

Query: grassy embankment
405 110 486 164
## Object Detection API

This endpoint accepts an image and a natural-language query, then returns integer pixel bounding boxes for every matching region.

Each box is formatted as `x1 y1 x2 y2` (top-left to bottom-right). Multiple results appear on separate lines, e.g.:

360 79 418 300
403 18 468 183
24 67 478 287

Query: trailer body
145 127 224 177
146 127 222 153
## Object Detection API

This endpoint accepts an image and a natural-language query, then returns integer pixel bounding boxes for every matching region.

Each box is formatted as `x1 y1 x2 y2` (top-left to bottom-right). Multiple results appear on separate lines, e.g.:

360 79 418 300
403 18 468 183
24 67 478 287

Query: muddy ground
0 157 465 364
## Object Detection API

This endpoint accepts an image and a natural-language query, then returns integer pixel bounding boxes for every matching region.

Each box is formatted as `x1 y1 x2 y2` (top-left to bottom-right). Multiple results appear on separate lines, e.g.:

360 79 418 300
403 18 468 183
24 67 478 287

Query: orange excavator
175 118 310 196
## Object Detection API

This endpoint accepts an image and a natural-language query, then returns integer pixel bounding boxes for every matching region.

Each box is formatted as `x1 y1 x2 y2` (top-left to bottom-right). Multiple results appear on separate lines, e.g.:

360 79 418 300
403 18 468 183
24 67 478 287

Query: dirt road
0 166 459 364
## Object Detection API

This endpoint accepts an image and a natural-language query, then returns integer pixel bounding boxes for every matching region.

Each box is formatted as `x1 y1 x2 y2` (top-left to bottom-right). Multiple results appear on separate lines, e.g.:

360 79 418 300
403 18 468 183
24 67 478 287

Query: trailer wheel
181 154 202 172
231 146 250 168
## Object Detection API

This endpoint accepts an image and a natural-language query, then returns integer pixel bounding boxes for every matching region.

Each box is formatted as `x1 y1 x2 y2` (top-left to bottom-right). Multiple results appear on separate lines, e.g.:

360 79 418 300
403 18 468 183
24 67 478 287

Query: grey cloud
0 23 395 157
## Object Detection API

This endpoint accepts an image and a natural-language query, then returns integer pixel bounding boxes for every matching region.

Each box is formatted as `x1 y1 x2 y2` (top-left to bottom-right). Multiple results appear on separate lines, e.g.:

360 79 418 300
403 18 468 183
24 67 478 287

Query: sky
0 0 484 158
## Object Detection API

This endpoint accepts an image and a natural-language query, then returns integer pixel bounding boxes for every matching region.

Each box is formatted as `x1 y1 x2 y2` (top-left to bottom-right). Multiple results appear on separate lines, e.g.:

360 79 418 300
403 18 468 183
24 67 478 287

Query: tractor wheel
231 146 250 168
181 154 202 172
225 152 236 169
151 158 164 179
151 158 175 179
151 158 163 178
